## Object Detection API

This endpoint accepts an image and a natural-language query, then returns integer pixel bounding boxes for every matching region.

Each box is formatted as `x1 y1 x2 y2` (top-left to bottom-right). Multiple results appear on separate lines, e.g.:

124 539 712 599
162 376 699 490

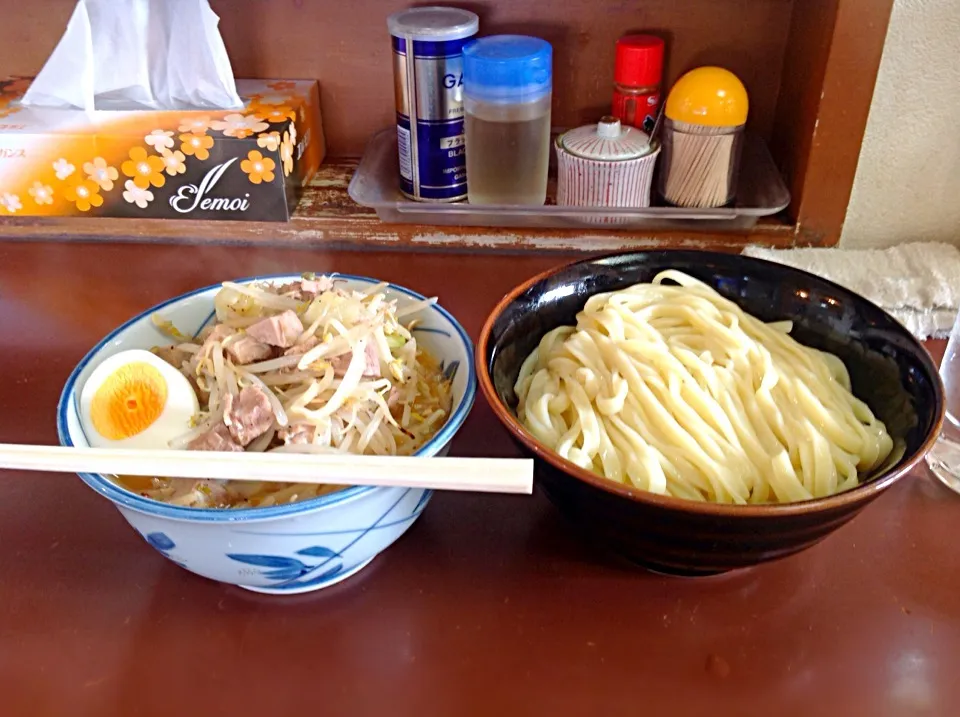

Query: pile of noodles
515 270 898 505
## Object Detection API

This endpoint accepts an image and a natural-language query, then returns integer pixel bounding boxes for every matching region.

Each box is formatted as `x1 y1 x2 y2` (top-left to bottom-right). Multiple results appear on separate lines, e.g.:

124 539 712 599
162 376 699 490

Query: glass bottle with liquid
462 35 552 206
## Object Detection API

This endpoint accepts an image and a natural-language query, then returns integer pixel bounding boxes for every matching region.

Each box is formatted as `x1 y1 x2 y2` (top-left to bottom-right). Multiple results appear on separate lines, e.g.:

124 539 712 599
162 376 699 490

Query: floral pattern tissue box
0 77 325 222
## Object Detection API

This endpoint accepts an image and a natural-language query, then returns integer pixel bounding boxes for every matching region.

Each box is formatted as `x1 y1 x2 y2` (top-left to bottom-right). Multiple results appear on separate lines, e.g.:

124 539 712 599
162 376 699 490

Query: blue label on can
392 35 472 201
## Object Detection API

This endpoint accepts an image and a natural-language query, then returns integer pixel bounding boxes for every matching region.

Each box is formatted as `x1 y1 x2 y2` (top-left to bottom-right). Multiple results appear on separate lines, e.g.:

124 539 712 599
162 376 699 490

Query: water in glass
925 311 960 493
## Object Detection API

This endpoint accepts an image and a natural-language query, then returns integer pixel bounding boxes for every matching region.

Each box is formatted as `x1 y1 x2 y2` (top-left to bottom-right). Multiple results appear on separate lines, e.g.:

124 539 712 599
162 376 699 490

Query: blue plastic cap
462 35 553 103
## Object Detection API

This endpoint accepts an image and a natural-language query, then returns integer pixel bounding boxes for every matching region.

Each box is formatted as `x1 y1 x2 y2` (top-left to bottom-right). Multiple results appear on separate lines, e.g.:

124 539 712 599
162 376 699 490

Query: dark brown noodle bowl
477 250 944 576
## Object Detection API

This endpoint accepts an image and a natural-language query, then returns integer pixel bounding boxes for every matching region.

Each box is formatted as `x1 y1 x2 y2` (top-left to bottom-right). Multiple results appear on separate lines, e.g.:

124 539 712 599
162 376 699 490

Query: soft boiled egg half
79 349 199 449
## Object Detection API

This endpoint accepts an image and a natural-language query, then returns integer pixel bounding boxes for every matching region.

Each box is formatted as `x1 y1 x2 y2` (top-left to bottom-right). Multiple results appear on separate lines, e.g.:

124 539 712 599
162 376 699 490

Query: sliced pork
284 335 320 357
153 345 192 370
386 385 401 408
187 422 243 452
226 336 272 364
223 385 275 446
275 277 333 301
279 423 317 445
202 324 234 345
300 277 334 296
246 310 304 348
329 342 381 378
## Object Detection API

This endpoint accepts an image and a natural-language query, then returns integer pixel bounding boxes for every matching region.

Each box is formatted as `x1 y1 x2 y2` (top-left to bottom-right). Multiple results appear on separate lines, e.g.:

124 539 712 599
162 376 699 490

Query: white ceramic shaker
555 116 660 223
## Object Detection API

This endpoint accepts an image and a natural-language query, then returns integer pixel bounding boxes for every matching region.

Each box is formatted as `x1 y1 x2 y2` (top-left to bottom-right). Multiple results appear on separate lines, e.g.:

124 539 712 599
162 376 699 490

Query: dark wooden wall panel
0 0 792 156
772 0 895 245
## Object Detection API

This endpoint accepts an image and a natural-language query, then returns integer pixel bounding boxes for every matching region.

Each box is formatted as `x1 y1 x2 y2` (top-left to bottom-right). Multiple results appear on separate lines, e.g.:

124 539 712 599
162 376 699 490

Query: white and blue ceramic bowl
57 274 476 595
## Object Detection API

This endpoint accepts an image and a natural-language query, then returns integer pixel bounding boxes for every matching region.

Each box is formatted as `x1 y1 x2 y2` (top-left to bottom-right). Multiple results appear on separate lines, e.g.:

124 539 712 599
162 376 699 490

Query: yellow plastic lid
665 67 749 127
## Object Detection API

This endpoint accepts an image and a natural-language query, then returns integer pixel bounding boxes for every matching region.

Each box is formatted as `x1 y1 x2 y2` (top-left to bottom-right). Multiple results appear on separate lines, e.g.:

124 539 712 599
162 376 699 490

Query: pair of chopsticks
0 444 533 495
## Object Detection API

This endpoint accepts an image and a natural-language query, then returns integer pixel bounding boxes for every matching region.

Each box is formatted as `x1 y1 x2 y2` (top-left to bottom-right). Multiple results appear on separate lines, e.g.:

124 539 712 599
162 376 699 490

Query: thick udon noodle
116 276 453 508
515 270 897 504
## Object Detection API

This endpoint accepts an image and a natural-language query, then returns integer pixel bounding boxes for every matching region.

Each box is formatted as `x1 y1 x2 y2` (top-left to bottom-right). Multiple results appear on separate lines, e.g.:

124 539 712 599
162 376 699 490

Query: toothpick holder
657 118 744 208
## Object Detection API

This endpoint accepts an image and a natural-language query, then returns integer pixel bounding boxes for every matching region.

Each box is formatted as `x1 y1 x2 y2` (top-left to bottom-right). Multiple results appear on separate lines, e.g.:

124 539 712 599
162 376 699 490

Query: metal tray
348 128 790 232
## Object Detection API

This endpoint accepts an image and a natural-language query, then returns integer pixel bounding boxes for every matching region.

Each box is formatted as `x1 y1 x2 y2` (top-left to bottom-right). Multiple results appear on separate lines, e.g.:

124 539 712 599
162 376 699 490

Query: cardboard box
0 78 325 222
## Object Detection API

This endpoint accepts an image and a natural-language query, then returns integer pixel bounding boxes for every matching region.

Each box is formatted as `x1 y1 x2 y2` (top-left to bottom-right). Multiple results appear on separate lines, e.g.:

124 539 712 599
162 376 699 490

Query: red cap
614 35 665 88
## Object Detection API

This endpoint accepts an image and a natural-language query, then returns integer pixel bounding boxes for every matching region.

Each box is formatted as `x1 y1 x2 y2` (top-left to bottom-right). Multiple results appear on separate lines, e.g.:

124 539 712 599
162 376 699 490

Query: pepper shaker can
387 7 479 202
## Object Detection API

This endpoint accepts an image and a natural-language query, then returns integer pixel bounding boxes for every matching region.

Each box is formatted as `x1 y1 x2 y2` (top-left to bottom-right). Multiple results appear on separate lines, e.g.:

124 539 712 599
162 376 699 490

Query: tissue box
0 78 324 222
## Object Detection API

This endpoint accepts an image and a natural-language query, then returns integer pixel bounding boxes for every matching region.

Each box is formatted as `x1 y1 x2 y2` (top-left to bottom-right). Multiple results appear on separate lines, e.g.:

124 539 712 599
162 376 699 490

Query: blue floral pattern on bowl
225 487 424 591
143 531 186 568
440 359 460 383
227 546 345 590
412 326 452 338
145 531 175 552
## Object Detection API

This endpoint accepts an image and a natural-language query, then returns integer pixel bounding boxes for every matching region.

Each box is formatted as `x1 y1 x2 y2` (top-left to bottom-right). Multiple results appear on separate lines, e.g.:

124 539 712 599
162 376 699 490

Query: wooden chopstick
0 443 534 495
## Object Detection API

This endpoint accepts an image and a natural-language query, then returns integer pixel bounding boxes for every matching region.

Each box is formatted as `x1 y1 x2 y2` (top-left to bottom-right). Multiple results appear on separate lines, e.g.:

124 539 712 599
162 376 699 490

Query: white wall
841 0 960 248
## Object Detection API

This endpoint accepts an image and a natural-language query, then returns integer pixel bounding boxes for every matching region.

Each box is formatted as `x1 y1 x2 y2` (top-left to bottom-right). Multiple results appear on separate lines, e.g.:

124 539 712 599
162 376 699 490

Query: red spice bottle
611 35 665 134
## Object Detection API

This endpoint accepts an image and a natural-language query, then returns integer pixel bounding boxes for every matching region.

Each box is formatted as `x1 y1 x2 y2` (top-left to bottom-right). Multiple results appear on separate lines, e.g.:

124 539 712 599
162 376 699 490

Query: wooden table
1 241 957 717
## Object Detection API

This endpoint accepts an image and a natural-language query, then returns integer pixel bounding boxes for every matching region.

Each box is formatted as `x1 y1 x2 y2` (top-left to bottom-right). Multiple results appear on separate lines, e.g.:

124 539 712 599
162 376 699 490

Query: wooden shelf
0 158 796 253
0 0 894 251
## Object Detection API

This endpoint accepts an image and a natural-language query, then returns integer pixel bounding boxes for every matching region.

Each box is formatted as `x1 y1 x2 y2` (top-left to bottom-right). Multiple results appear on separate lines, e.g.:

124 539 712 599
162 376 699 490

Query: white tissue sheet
22 0 242 111
742 242 960 340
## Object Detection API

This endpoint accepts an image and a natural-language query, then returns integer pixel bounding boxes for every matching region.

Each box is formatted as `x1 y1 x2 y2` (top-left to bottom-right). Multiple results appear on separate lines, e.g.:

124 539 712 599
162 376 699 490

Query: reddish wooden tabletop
0 241 957 717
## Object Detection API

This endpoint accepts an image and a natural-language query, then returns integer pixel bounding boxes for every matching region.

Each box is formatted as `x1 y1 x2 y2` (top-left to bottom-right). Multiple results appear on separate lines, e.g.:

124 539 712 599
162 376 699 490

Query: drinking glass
925 310 960 494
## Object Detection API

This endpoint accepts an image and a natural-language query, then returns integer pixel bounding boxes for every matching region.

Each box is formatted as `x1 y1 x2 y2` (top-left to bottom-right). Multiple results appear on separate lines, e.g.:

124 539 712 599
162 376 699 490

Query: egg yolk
89 362 168 441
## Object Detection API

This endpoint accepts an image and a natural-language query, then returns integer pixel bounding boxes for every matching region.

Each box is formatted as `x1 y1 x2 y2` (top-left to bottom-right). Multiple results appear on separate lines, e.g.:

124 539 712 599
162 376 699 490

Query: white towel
742 242 960 340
